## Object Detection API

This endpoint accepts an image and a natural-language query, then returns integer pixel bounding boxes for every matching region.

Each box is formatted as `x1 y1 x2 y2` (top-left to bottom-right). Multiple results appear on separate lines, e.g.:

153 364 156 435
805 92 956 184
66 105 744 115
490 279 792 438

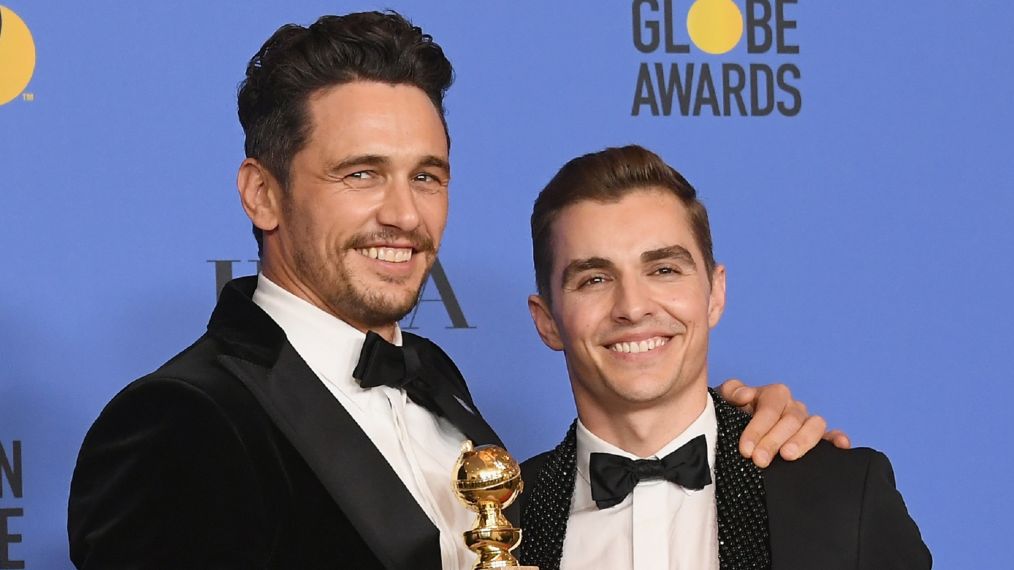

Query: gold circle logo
687 0 744 55
0 5 36 105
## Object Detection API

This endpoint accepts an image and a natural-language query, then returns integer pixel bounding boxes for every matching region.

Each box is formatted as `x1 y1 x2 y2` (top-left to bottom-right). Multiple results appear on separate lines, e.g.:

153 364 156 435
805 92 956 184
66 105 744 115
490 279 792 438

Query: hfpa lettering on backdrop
631 0 802 117
207 258 474 330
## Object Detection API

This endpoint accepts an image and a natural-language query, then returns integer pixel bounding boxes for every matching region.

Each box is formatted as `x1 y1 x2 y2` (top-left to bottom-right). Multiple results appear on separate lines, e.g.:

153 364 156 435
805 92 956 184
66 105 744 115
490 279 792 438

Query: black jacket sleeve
857 450 932 569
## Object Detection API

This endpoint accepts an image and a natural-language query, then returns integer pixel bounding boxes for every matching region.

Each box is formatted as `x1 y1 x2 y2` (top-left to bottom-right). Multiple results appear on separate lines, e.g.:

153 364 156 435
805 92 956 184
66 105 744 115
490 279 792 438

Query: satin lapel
518 422 578 570
220 346 442 570
710 389 772 570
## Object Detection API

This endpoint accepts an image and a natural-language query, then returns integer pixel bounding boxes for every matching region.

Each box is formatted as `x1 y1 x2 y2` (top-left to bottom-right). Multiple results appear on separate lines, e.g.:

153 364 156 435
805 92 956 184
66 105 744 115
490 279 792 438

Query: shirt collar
575 395 718 504
251 273 402 390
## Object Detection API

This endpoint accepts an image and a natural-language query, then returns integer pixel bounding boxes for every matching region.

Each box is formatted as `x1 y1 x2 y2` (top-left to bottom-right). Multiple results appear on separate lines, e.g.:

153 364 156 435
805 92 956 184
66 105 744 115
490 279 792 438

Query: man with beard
68 12 844 570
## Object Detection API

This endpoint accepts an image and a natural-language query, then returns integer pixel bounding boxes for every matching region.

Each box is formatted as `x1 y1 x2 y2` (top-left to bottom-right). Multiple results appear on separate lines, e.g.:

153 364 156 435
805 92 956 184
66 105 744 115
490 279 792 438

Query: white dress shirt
252 274 473 570
562 398 719 570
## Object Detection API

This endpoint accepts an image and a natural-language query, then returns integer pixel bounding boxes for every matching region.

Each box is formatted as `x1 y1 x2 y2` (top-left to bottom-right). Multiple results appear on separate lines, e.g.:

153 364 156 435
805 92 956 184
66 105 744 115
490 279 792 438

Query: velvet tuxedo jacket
68 277 502 569
518 391 931 570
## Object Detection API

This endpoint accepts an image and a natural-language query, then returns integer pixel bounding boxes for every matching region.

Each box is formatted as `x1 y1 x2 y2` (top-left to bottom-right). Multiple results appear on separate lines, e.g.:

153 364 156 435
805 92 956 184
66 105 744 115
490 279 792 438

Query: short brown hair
237 11 454 254
531 145 715 300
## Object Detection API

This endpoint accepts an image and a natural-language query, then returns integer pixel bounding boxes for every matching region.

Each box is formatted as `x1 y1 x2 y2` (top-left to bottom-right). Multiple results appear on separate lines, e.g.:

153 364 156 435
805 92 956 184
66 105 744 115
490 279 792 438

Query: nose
610 274 653 324
376 178 421 231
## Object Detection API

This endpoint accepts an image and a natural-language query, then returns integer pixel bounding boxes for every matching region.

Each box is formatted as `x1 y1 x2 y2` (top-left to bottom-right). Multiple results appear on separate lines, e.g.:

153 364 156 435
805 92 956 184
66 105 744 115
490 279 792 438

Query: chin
353 287 421 325
606 374 683 404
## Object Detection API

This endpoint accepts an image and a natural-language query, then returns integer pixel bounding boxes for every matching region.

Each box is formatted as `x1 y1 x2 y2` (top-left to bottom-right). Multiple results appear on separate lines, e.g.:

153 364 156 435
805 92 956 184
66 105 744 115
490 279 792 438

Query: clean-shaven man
520 145 930 570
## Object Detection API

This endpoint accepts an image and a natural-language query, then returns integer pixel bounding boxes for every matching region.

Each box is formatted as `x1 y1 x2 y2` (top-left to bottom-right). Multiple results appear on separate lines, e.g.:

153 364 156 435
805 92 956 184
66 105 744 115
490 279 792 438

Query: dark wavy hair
237 11 454 252
531 145 715 302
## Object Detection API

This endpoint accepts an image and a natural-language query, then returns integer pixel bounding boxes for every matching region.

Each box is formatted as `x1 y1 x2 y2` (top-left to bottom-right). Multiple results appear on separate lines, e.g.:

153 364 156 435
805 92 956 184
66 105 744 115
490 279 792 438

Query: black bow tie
353 331 439 413
352 331 499 446
588 434 712 509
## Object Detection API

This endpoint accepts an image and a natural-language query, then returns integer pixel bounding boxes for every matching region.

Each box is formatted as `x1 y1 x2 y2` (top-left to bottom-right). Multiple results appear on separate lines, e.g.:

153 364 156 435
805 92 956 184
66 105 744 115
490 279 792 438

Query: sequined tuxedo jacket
518 391 931 570
68 277 502 570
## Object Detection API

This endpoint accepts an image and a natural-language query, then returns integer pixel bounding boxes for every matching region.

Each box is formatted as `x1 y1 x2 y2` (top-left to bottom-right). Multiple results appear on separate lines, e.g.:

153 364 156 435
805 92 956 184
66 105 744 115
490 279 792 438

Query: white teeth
358 247 413 263
610 337 668 353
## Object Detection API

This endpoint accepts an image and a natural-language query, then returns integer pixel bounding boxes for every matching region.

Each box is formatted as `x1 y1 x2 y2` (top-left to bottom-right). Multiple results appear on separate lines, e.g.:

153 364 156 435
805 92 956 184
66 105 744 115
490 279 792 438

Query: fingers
777 414 828 461
730 380 848 468
823 428 852 449
737 383 796 466
749 409 814 468
717 378 757 415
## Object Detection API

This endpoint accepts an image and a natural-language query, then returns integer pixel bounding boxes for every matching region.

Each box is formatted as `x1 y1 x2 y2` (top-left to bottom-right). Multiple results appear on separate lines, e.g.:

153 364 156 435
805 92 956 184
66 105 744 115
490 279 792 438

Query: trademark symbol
21 93 34 102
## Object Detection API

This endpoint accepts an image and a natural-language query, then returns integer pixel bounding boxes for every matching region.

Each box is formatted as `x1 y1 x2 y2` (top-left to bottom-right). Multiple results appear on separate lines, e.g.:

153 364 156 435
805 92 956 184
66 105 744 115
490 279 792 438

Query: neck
576 382 709 457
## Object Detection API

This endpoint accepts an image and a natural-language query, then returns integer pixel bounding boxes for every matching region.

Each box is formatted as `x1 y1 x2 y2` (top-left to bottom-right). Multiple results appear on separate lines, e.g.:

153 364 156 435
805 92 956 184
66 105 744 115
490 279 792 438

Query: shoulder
518 423 578 513
522 450 554 476
766 441 885 481
766 440 896 482
68 335 293 567
764 441 888 510
71 333 283 511
521 450 554 492
80 333 273 461
762 443 931 568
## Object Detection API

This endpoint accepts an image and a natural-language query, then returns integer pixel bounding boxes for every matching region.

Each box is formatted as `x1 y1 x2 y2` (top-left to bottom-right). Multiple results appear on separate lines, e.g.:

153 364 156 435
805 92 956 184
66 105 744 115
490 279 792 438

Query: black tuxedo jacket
68 277 502 569
518 391 931 570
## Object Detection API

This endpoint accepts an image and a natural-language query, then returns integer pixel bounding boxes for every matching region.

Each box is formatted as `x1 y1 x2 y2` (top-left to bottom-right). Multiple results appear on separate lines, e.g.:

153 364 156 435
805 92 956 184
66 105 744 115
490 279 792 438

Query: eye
652 265 684 277
412 171 446 192
340 170 382 189
578 274 608 288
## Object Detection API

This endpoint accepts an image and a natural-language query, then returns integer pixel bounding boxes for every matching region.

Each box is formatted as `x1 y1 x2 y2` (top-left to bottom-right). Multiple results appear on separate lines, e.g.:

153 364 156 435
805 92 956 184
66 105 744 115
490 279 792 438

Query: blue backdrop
2 1 1012 567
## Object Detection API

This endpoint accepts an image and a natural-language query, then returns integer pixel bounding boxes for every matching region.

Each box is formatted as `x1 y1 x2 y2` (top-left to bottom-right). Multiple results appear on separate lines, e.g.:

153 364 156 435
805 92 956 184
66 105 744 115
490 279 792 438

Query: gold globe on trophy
452 441 537 570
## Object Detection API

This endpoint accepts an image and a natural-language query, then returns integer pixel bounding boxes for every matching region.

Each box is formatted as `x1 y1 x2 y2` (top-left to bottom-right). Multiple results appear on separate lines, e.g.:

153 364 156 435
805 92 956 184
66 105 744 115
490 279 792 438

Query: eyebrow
560 256 614 286
326 154 389 175
418 155 451 173
559 245 698 286
325 154 450 176
641 245 697 268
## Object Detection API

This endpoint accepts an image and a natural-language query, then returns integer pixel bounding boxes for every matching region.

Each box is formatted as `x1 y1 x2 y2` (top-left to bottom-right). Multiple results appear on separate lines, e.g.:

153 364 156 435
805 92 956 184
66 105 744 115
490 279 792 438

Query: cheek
558 303 605 350
659 283 712 317
420 195 449 235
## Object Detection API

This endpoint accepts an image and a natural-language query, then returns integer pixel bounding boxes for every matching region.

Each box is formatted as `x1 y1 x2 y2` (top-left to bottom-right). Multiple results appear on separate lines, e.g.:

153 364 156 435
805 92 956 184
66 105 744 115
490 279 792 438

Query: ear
237 158 283 233
528 294 564 351
707 264 727 328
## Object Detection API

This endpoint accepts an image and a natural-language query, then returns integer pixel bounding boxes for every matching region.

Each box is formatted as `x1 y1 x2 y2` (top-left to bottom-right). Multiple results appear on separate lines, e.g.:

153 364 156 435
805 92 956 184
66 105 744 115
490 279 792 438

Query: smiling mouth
608 336 669 354
356 247 413 263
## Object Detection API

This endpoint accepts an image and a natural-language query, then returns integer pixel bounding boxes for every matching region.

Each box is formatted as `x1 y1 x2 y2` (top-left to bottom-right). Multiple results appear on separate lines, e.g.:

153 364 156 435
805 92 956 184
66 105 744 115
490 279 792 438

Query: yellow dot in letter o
0 5 37 105
687 0 744 55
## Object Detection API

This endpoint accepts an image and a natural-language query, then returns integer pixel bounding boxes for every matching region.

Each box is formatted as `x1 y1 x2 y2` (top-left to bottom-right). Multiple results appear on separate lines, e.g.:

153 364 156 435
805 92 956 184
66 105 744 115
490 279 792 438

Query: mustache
344 229 436 254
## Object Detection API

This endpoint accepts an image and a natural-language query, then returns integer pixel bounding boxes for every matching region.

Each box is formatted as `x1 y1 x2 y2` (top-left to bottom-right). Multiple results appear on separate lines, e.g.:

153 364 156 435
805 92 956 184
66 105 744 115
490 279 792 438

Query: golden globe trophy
452 441 538 570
